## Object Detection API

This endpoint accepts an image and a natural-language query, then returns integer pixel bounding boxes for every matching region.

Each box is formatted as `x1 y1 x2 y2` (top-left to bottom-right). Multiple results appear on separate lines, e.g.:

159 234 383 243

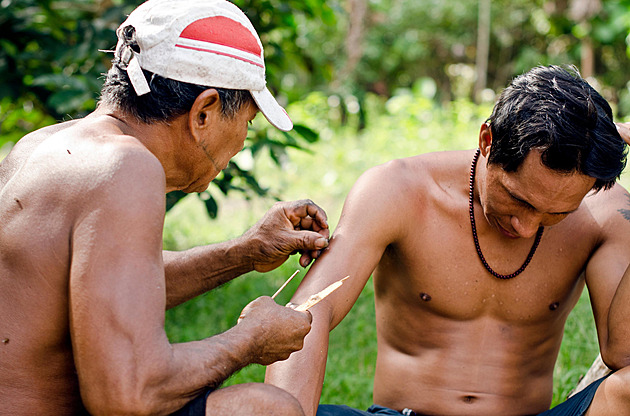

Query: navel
461 395 477 404
14 198 23 210
549 302 560 311
419 292 432 302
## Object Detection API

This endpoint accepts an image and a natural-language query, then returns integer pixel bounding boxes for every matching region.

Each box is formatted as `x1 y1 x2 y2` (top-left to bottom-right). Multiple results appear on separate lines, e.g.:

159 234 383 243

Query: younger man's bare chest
374 204 598 325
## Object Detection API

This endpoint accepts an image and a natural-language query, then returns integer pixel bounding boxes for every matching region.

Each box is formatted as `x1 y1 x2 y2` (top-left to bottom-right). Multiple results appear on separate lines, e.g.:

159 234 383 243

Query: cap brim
250 87 293 132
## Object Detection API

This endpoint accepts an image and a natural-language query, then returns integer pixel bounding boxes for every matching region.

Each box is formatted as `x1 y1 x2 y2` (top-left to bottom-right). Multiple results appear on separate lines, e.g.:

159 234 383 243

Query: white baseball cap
114 0 292 131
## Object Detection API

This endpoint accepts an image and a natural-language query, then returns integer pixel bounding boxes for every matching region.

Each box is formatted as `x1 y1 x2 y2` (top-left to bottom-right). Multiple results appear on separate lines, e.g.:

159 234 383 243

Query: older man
0 1 329 415
267 66 630 416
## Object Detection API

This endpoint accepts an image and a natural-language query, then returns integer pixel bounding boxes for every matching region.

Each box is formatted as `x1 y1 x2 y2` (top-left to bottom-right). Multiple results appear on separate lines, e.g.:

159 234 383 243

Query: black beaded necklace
469 149 544 279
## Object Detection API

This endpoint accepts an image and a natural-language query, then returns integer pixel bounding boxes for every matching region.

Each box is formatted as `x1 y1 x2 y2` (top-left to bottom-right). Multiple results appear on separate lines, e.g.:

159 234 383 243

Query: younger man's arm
265 161 411 415
601 122 630 368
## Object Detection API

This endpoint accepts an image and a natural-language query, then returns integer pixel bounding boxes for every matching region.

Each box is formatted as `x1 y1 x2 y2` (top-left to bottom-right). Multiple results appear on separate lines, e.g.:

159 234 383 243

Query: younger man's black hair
487 65 626 191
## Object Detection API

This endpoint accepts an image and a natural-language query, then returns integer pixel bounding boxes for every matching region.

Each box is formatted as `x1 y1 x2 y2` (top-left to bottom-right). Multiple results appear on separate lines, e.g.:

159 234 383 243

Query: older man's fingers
283 199 329 230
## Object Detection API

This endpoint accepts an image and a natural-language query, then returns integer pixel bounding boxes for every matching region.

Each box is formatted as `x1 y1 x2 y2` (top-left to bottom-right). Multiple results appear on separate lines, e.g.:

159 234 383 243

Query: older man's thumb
315 237 329 249
298 231 329 250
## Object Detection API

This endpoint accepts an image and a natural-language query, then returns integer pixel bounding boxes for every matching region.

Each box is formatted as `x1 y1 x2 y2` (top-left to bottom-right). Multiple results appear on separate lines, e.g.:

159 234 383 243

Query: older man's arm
71 159 314 416
163 199 330 309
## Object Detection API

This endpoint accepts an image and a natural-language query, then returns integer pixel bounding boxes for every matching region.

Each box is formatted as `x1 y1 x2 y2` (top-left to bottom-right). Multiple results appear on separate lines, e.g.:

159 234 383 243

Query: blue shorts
317 375 608 416
538 374 607 416
170 390 213 416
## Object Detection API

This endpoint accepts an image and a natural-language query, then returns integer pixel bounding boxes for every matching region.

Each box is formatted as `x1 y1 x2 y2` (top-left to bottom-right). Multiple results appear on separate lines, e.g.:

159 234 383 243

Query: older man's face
186 99 259 194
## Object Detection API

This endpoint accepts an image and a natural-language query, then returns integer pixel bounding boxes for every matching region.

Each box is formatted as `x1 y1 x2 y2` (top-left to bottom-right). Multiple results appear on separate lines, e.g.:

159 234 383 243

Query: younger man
267 66 630 416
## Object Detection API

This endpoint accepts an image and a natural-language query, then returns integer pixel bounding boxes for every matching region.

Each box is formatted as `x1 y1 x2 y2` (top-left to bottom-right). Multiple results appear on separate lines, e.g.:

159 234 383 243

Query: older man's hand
237 296 312 365
241 199 330 272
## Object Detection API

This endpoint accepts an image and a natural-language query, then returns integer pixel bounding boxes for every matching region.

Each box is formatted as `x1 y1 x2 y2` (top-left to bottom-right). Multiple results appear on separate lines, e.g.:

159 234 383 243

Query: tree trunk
474 0 491 103
336 0 368 87
569 0 601 78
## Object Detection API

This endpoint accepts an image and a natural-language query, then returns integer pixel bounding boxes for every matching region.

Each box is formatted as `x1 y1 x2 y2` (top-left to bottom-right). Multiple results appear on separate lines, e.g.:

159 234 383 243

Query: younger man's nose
511 214 542 239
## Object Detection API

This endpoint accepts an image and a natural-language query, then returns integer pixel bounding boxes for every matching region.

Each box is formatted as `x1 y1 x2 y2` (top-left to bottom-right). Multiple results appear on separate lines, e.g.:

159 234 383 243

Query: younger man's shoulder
358 149 476 189
582 181 630 221
343 149 475 219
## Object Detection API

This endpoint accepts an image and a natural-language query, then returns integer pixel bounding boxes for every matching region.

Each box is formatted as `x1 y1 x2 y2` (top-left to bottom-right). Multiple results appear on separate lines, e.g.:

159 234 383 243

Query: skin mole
419 292 432 302
549 302 560 311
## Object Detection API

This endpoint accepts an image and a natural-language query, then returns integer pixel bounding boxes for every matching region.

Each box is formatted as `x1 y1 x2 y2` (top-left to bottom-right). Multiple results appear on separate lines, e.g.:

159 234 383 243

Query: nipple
419 292 432 302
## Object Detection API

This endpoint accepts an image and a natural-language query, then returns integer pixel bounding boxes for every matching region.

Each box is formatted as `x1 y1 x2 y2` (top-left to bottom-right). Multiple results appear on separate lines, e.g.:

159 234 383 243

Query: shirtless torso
0 117 134 413
266 149 630 416
0 103 318 415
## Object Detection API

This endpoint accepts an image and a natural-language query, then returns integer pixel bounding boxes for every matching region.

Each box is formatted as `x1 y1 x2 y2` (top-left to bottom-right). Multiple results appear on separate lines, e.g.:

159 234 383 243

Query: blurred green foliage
1 0 630 216
348 0 630 97
0 0 335 216
0 0 128 132
0 0 620 409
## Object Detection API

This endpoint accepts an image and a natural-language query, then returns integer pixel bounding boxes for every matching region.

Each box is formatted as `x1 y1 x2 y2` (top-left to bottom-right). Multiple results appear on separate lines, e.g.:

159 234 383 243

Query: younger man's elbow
601 343 630 371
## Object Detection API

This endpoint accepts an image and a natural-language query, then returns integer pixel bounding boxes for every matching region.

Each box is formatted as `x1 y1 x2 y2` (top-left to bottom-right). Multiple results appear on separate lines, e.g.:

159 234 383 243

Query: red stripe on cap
176 43 264 68
180 16 261 57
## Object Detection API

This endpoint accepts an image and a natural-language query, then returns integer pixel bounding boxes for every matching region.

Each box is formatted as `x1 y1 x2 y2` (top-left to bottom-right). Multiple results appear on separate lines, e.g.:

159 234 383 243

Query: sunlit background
2 0 629 409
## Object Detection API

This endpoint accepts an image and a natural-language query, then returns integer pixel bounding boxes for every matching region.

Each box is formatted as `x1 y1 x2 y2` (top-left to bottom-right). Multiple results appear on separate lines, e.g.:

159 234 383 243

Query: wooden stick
271 269 300 300
294 276 349 311
569 353 611 397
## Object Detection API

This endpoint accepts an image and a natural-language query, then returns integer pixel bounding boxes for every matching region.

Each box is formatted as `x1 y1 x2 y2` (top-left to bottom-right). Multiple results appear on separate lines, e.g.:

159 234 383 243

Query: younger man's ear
478 122 492 157
189 89 222 132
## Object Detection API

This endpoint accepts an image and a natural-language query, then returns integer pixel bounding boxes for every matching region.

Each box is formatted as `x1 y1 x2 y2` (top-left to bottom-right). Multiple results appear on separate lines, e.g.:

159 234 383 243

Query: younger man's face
480 150 596 239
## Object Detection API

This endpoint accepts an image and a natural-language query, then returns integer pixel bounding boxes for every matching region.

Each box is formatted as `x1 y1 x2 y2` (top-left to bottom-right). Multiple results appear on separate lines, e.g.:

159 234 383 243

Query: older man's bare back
0 114 161 414
267 149 630 415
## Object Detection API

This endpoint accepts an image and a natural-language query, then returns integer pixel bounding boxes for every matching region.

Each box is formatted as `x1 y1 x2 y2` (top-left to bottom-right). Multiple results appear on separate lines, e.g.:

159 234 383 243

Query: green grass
553 291 599 405
164 90 625 410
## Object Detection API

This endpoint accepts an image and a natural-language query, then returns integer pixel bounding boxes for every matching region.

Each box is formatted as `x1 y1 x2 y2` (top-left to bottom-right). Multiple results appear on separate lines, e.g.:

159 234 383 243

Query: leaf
46 89 93 115
203 194 219 219
165 191 187 212
292 123 319 143
0 39 18 57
